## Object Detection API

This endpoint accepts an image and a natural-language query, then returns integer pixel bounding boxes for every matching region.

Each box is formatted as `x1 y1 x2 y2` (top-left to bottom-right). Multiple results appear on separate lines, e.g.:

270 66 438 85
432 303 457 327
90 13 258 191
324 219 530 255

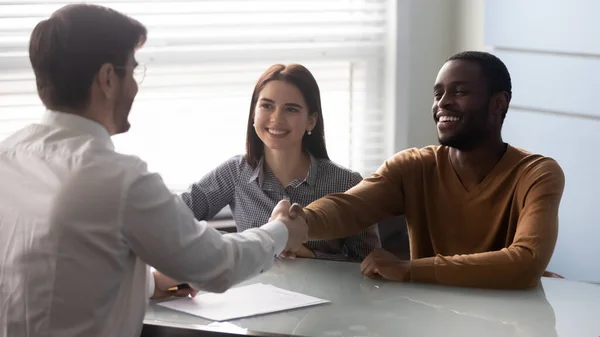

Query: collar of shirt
248 152 319 190
40 110 114 150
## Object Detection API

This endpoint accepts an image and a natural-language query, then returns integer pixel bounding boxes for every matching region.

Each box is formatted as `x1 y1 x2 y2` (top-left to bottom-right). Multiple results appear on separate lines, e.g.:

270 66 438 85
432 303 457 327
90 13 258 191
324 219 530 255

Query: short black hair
447 51 512 118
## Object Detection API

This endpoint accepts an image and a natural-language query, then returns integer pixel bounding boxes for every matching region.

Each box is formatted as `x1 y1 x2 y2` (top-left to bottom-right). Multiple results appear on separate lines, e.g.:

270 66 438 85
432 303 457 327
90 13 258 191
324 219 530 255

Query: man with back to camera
0 4 308 337
282 51 565 289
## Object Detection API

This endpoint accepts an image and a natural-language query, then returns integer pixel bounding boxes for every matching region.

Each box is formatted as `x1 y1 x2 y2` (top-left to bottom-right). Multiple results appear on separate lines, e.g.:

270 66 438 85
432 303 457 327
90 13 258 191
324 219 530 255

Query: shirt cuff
409 257 437 283
260 219 289 255
146 266 155 299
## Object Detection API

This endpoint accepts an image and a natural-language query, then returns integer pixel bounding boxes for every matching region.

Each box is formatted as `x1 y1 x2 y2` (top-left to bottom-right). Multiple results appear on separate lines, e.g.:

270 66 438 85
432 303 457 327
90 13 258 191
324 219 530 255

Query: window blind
0 0 388 191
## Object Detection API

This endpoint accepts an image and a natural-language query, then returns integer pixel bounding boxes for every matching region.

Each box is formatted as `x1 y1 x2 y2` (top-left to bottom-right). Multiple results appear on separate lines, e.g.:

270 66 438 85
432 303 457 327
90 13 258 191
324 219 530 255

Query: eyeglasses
133 64 146 84
115 63 146 84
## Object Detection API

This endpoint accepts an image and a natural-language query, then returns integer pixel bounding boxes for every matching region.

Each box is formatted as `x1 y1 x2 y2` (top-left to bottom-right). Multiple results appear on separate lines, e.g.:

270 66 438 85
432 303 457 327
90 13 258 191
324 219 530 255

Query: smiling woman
179 63 381 262
252 80 317 156
246 64 326 169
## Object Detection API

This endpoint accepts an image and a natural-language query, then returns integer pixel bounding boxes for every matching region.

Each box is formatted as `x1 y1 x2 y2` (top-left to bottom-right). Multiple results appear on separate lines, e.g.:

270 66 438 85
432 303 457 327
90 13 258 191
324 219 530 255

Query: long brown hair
245 64 329 168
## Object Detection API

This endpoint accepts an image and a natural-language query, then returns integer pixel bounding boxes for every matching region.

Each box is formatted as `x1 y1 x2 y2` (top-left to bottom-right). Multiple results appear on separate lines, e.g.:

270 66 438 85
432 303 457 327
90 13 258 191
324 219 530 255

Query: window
0 0 389 191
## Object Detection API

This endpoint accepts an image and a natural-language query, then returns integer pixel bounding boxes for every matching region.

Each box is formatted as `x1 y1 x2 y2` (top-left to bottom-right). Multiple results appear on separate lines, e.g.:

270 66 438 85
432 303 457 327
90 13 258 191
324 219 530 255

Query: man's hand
360 248 410 281
152 270 198 299
270 200 308 251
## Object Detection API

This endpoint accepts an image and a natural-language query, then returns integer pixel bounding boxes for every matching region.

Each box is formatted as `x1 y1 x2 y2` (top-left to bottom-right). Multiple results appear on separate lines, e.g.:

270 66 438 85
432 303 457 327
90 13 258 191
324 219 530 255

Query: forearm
187 222 287 292
133 222 287 293
305 194 374 240
124 172 288 294
305 159 406 241
409 246 552 289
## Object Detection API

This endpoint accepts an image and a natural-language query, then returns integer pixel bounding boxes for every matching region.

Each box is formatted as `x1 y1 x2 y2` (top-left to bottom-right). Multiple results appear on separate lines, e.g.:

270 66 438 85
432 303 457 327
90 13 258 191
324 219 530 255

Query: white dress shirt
0 111 288 337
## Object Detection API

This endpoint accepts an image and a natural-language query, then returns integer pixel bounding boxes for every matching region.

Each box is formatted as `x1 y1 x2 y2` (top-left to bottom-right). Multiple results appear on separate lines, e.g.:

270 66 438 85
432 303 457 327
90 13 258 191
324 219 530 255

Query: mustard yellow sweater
305 145 565 289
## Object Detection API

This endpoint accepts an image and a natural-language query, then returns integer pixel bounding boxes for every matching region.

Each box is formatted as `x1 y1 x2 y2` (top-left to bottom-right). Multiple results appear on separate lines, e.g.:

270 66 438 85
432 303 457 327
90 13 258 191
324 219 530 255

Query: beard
437 107 490 151
113 92 134 135
438 127 487 151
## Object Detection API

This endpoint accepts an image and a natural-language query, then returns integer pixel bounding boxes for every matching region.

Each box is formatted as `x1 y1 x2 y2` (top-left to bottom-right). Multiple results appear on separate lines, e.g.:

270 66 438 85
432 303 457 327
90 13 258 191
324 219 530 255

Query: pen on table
168 283 191 292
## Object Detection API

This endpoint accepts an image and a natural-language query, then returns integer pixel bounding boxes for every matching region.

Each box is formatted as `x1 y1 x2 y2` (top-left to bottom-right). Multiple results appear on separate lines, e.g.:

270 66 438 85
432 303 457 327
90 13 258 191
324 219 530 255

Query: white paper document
207 321 247 333
157 283 329 321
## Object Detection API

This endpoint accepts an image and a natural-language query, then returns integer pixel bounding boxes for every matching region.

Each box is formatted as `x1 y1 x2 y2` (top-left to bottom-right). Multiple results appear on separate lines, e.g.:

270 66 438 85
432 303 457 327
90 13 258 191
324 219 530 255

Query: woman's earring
307 130 312 135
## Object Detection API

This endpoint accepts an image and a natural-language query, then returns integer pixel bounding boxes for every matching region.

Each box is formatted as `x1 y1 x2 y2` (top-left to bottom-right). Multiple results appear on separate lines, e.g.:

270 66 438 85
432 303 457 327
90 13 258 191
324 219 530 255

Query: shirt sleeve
409 159 565 289
146 266 155 299
146 265 156 298
180 156 240 221
304 151 411 240
121 168 289 294
339 172 382 260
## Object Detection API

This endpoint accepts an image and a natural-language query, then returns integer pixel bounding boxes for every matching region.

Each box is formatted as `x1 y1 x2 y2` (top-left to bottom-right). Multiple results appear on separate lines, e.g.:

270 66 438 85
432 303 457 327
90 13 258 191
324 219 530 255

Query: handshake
269 200 309 257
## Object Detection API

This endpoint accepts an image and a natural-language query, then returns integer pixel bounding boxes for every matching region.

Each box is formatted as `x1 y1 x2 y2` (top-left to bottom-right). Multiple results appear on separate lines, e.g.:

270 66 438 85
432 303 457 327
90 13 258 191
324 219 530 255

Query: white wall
456 0 485 52
387 0 458 153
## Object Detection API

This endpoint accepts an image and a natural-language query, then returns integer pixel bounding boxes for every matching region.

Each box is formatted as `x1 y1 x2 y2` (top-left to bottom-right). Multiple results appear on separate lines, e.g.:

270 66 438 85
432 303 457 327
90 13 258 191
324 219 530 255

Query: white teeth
268 129 287 135
439 116 461 122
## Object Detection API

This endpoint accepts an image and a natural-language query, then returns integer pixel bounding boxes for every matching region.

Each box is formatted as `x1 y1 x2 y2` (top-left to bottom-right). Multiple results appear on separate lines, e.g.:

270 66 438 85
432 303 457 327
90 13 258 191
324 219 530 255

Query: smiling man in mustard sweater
286 51 565 290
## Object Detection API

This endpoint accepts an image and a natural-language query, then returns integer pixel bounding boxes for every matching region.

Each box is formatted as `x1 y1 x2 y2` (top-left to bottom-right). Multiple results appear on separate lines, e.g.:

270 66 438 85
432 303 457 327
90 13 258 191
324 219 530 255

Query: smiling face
432 60 494 150
253 80 317 153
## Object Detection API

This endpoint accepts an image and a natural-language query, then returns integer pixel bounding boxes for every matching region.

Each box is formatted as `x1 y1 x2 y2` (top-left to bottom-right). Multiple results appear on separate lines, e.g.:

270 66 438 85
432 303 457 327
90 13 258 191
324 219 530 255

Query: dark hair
447 51 512 118
245 64 329 168
29 4 147 110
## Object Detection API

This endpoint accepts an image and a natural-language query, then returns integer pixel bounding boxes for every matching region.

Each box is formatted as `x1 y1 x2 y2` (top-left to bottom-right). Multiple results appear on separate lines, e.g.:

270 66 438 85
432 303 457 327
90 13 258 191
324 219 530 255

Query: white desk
144 259 600 337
